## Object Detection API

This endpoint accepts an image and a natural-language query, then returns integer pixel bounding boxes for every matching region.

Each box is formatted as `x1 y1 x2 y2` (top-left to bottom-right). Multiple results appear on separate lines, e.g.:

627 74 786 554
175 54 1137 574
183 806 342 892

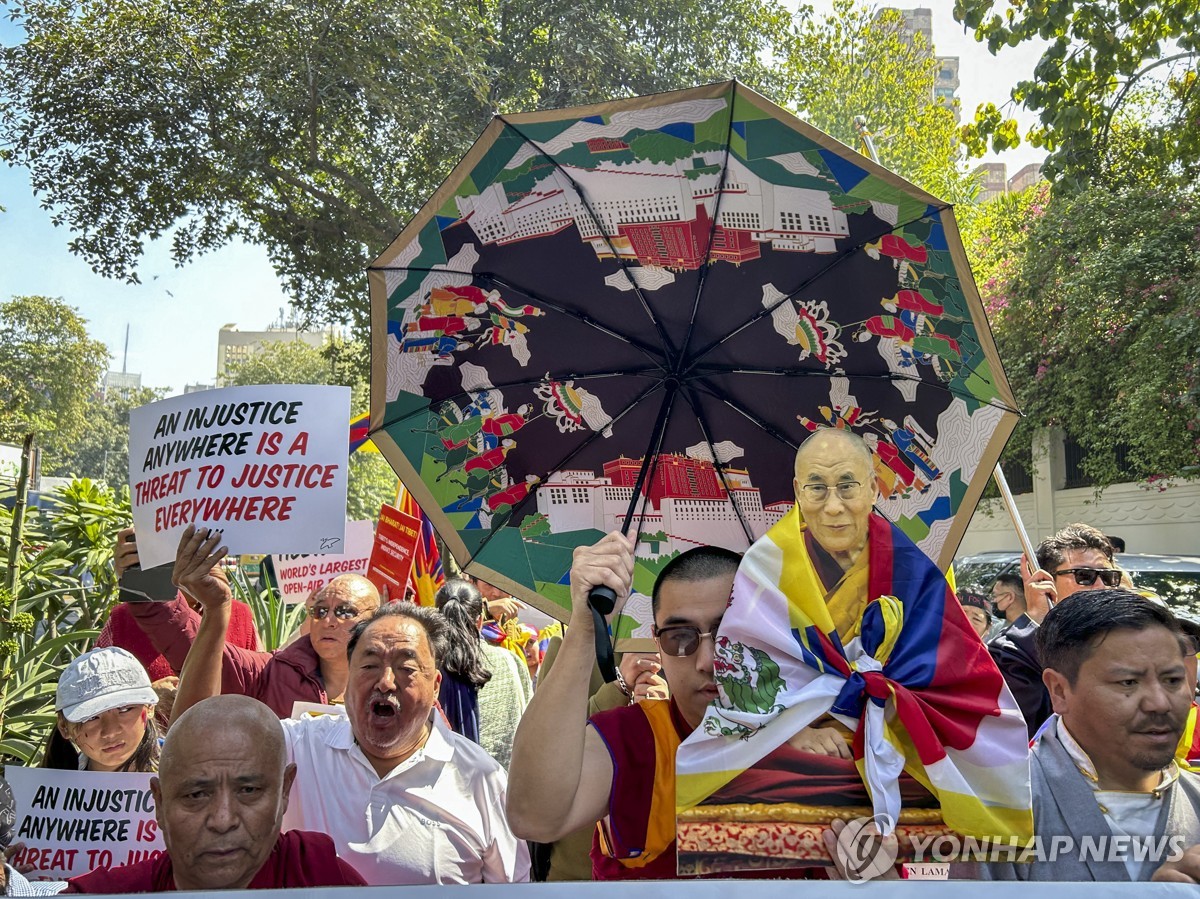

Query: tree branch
1098 51 1199 152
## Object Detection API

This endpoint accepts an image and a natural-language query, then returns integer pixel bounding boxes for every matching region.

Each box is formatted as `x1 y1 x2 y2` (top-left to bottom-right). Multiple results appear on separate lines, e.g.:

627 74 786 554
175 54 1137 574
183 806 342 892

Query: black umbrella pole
587 382 679 682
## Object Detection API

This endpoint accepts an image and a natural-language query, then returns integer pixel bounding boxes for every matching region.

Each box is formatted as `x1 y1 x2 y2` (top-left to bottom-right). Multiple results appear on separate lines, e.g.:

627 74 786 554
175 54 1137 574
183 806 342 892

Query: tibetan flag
349 410 379 454
1178 704 1200 771
397 484 444 607
676 506 1033 849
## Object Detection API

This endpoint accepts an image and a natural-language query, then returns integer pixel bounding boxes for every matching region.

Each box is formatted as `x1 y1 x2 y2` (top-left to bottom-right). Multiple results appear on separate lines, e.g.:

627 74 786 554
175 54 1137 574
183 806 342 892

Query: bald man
62 695 365 892
126 549 381 716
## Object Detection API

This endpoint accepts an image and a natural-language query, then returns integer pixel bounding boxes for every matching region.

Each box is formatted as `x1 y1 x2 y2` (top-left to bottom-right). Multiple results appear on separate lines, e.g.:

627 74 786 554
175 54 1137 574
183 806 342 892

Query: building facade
535 454 776 556
973 163 1009 202
216 323 328 385
1007 163 1044 193
101 370 142 399
971 162 1047 202
957 428 1200 558
456 154 850 271
880 6 961 120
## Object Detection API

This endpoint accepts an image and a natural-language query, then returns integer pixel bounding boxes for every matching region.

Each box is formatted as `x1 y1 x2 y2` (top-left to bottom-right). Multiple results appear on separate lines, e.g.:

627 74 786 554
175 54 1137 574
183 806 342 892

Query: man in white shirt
170 525 530 885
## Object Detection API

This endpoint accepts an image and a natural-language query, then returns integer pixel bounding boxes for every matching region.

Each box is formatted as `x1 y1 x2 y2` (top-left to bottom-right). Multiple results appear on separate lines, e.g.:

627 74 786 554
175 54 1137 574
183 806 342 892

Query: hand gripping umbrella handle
588 586 620 683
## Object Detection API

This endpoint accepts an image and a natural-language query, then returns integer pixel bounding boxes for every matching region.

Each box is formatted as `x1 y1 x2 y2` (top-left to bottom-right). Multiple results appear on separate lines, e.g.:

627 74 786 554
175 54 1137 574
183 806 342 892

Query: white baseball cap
56 647 158 723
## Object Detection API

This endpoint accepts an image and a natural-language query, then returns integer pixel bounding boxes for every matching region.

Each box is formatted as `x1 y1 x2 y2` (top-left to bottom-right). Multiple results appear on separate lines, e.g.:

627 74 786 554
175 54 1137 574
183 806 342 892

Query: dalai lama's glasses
654 625 718 657
1052 567 1122 588
798 481 864 504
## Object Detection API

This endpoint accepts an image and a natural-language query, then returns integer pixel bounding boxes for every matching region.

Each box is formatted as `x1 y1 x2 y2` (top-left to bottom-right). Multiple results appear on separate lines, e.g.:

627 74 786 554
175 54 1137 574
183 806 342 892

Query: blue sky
0 16 305 395
0 166 295 393
0 4 1046 396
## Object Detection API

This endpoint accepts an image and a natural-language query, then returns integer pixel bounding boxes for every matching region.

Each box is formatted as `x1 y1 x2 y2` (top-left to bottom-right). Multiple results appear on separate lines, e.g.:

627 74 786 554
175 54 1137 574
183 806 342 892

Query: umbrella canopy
368 81 1018 620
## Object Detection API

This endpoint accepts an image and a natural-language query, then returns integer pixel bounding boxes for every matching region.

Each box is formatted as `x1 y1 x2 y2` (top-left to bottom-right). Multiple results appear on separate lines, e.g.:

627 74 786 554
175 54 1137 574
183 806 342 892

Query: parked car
953 550 1200 621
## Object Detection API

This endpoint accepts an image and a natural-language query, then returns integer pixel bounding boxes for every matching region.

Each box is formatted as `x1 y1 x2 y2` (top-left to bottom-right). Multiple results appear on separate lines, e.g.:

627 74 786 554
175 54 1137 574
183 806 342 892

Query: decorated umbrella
367 81 1018 623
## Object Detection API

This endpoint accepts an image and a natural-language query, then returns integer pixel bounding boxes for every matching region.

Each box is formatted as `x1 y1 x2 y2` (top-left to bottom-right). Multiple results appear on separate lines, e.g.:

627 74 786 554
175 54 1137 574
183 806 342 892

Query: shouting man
169 526 530 885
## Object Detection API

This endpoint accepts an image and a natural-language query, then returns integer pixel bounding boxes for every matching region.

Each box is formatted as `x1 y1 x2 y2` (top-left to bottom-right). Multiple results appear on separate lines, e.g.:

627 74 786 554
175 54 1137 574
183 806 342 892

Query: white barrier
167 881 1196 898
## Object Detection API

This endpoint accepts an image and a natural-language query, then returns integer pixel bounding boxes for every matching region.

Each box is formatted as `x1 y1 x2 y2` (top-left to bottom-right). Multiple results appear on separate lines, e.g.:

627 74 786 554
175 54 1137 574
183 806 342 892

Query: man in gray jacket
965 589 1200 881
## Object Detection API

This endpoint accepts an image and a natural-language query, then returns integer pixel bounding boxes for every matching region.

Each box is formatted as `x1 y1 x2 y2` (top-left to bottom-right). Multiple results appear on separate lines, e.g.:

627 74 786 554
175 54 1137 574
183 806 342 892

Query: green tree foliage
0 479 129 762
344 454 400 530
1089 83 1197 192
223 338 396 519
223 338 339 388
784 0 976 206
960 182 1050 320
46 385 168 482
0 296 110 453
0 0 793 328
954 0 1200 190
1 0 980 326
959 183 1049 484
990 182 1200 487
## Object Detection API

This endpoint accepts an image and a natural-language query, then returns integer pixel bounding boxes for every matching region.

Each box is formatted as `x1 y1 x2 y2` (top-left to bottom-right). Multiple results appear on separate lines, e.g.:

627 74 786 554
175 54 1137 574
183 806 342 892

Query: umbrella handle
588 586 620 683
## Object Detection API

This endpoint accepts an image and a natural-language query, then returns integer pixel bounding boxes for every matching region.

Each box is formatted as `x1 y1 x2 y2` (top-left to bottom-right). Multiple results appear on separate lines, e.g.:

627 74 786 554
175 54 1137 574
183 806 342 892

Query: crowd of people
3 429 1200 891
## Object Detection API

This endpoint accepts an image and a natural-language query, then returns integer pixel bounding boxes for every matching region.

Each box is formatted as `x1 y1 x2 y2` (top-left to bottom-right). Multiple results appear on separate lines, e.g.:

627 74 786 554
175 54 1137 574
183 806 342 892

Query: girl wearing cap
43 647 161 773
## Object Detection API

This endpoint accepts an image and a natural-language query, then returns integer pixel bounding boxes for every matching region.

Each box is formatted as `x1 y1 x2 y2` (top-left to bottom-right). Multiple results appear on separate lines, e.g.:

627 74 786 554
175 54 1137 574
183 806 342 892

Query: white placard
128 385 351 568
290 701 348 720
272 519 376 604
5 767 165 881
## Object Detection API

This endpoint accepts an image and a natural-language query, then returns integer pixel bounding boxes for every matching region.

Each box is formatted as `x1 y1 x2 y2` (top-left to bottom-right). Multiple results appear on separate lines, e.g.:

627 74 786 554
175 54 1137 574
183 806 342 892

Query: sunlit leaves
781 0 972 201
952 0 1200 191
0 296 110 452
0 0 793 328
986 183 1200 487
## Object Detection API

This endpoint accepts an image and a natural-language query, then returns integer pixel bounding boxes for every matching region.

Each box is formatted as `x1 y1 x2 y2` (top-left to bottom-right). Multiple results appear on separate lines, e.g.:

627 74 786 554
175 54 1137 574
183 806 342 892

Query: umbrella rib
369 265 668 368
613 382 679 546
682 205 954 369
370 370 667 436
683 365 1021 416
678 384 755 547
687 378 803 451
677 80 739 366
481 273 667 368
495 116 682 367
442 380 668 564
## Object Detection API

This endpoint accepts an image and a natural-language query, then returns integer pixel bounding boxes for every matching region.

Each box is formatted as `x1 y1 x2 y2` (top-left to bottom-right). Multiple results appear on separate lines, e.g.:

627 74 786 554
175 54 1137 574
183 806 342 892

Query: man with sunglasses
127 528 381 717
990 522 1122 737
508 534 751 878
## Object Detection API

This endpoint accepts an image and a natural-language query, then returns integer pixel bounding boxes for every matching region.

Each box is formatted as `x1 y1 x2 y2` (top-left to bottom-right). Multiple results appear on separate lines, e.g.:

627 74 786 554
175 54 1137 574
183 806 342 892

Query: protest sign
128 385 351 569
272 519 375 604
365 503 421 597
5 767 164 881
291 701 348 720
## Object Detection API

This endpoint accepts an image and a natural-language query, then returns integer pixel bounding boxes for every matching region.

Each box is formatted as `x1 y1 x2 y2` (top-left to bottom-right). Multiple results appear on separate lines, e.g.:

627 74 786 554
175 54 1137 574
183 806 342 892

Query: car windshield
1127 571 1200 619
951 553 1200 620
953 557 1018 593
